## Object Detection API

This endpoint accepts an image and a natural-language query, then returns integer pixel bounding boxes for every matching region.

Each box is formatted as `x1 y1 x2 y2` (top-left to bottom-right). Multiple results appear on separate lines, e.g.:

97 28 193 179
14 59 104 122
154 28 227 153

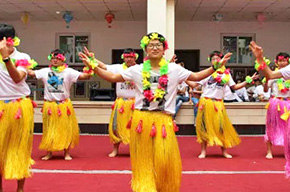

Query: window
221 34 255 65
57 34 89 64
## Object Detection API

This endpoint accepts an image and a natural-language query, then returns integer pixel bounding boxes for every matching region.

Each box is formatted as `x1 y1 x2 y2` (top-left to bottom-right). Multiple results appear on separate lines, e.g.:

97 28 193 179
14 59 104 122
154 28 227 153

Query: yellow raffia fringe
130 110 182 192
196 97 241 148
281 106 290 121
0 98 34 180
108 98 135 144
39 99 79 151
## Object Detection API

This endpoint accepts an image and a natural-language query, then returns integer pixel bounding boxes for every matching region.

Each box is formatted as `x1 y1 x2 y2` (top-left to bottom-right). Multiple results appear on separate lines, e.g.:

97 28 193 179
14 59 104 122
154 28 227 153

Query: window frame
221 33 256 66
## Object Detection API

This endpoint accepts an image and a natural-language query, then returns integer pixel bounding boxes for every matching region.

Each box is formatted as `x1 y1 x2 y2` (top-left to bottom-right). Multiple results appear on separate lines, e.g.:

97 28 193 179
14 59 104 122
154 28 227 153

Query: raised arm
249 41 282 80
0 37 26 83
187 52 232 81
79 52 125 83
83 47 107 70
231 72 259 90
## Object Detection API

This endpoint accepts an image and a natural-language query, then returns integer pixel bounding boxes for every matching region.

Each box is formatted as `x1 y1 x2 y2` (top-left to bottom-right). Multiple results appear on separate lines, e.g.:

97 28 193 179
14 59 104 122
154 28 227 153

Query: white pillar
166 0 175 60
147 0 175 60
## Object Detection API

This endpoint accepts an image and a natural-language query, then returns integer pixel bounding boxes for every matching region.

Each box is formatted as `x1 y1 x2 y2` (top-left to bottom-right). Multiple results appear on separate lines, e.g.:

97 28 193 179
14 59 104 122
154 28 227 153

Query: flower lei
277 78 290 94
6 36 20 47
211 66 230 85
142 57 169 102
245 76 254 84
140 32 168 50
49 63 68 73
0 54 38 69
254 57 271 71
122 63 135 87
82 53 98 76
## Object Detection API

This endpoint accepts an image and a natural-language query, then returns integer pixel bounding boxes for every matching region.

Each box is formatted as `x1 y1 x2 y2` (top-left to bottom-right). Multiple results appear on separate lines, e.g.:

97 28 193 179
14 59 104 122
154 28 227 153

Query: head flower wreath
121 52 139 60
140 32 168 50
47 53 66 62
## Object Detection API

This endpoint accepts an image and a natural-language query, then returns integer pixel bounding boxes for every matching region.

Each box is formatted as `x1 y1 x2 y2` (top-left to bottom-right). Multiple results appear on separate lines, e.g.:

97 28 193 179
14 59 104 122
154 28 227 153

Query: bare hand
78 52 91 67
249 41 263 62
170 54 177 63
83 47 94 58
251 72 260 80
0 37 10 58
219 52 232 67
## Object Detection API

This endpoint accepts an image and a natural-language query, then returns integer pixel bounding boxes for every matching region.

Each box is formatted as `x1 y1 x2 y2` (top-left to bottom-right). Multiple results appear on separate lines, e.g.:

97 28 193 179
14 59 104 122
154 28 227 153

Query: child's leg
221 147 232 159
64 149 72 160
198 141 207 158
108 143 120 158
266 141 273 159
41 151 52 160
17 179 25 192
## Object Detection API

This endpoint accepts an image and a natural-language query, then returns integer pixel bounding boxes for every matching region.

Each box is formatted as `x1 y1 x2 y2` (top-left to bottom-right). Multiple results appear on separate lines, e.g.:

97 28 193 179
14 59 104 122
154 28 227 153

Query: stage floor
2 135 289 192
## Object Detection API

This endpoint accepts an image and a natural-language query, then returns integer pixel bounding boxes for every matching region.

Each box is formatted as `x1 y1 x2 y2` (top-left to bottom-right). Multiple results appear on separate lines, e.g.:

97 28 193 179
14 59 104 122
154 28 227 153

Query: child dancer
29 49 90 160
187 51 258 159
0 23 37 192
264 52 290 159
79 32 232 192
82 47 137 157
250 41 290 177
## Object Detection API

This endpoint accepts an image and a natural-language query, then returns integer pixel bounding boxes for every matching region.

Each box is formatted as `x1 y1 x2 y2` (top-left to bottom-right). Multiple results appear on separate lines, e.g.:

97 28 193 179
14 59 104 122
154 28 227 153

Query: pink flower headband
47 53 66 62
121 52 139 59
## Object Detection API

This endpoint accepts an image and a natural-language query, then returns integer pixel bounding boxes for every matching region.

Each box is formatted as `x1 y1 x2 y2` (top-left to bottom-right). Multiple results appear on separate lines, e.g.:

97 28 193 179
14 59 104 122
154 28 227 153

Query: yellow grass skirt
39 99 79 151
0 98 34 180
108 98 135 144
130 110 182 192
196 97 241 148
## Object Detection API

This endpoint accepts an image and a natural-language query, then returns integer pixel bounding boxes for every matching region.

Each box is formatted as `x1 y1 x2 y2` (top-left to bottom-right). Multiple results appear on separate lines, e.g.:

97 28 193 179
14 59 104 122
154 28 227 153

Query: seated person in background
253 80 271 101
173 62 190 120
189 84 202 125
224 85 243 102
247 79 261 101
236 79 250 102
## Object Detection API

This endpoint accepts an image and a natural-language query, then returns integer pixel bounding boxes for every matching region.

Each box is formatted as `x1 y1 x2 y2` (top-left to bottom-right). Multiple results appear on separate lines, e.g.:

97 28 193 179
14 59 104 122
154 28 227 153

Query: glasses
147 43 163 49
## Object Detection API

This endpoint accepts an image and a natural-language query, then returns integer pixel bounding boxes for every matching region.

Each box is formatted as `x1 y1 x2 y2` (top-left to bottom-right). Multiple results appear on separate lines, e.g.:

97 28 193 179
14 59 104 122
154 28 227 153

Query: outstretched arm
249 41 282 80
187 52 232 81
79 52 125 83
231 72 259 90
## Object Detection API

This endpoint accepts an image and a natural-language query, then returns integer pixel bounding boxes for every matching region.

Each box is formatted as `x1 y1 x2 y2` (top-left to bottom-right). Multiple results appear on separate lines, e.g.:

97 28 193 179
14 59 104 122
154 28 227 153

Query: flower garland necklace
211 65 230 85
142 57 169 102
49 63 68 73
122 63 135 87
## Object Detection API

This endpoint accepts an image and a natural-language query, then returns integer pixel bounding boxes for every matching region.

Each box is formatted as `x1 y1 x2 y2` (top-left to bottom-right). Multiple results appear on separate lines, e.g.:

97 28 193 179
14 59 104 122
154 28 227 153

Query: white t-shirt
0 48 31 100
280 65 290 80
107 64 136 98
121 63 191 114
268 79 290 98
236 87 249 101
199 73 236 100
177 81 189 97
253 85 271 99
35 67 81 101
224 86 242 102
